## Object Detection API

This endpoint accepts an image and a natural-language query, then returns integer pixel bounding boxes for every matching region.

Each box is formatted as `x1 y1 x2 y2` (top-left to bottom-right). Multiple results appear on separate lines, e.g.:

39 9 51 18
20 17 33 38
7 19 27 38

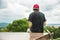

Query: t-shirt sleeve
43 14 46 22
28 14 32 22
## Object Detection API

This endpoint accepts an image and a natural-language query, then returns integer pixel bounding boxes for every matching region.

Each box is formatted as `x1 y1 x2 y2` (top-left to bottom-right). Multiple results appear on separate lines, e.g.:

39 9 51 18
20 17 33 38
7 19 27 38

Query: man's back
28 12 46 33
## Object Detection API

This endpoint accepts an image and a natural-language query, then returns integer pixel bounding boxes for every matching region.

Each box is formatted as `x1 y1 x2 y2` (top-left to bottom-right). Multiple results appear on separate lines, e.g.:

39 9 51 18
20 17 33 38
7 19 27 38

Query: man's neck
34 11 39 13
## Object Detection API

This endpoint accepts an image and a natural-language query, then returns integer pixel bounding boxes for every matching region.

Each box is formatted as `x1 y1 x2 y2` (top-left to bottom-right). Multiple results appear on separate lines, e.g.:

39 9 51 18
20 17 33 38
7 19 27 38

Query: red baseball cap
33 4 39 9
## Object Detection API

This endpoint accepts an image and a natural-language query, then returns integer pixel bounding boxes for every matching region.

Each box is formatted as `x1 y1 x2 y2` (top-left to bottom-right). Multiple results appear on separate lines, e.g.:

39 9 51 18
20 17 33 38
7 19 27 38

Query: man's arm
43 21 46 26
28 13 33 28
29 21 32 28
43 14 46 26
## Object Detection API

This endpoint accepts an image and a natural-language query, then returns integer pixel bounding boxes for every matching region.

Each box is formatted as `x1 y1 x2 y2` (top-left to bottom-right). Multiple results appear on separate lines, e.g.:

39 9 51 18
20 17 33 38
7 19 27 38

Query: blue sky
0 0 60 24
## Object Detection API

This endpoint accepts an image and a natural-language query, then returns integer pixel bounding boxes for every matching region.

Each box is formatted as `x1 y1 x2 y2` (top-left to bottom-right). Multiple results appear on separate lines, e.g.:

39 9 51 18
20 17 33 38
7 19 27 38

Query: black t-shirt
28 12 46 33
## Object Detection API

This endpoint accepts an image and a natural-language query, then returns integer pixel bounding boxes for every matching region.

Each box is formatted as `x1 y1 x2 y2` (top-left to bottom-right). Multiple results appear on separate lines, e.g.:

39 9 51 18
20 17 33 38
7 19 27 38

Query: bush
7 18 29 32
44 26 57 33
44 26 60 39
0 18 29 32
53 27 60 39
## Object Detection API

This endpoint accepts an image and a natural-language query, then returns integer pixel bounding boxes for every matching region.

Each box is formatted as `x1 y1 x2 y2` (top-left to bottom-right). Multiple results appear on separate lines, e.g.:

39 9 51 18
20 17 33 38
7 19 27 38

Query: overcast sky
0 0 60 24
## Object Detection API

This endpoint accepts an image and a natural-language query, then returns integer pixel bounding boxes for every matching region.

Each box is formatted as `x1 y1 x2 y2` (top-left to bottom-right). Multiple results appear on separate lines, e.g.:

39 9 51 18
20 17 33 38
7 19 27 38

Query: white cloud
0 0 8 9
0 0 60 24
45 4 60 24
0 0 29 23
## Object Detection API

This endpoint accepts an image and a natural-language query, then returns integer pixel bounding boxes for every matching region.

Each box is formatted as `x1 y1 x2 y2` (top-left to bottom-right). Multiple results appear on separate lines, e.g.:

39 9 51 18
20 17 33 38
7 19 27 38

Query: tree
6 18 29 32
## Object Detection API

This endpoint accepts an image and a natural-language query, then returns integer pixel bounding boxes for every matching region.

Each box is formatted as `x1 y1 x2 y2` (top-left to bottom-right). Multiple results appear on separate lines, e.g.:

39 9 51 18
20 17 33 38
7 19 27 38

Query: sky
0 0 60 24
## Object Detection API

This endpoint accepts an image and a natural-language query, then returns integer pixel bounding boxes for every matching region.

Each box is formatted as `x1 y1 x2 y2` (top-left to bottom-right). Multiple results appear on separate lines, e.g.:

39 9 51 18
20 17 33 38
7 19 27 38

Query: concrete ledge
0 32 29 40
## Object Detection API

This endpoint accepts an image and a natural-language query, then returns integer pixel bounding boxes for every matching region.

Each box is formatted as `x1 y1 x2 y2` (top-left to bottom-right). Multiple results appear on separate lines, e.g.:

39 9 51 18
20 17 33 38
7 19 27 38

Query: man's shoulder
31 12 35 14
30 12 44 16
30 12 35 16
39 12 44 16
39 12 44 14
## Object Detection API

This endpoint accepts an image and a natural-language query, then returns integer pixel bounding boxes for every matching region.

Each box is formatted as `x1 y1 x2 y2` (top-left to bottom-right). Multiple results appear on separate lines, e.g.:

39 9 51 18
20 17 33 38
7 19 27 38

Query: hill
0 23 9 27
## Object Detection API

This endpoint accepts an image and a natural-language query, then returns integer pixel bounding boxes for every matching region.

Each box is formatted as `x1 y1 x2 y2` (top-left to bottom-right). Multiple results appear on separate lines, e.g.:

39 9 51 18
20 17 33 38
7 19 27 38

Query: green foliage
53 38 60 40
0 18 29 32
0 27 9 32
7 18 29 32
44 26 57 33
44 26 60 39
53 27 60 39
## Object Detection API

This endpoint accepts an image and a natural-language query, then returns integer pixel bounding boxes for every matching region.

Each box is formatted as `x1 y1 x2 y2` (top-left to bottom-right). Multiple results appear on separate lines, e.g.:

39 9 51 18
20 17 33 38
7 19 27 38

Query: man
28 4 46 33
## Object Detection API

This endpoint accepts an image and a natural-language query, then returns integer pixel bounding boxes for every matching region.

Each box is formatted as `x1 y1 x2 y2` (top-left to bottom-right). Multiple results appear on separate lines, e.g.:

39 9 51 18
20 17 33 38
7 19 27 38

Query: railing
30 33 50 40
29 29 53 40
35 33 50 40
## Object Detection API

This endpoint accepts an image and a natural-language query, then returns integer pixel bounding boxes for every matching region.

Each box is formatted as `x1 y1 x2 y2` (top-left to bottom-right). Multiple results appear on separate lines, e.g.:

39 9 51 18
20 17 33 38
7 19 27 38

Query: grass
53 38 60 40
